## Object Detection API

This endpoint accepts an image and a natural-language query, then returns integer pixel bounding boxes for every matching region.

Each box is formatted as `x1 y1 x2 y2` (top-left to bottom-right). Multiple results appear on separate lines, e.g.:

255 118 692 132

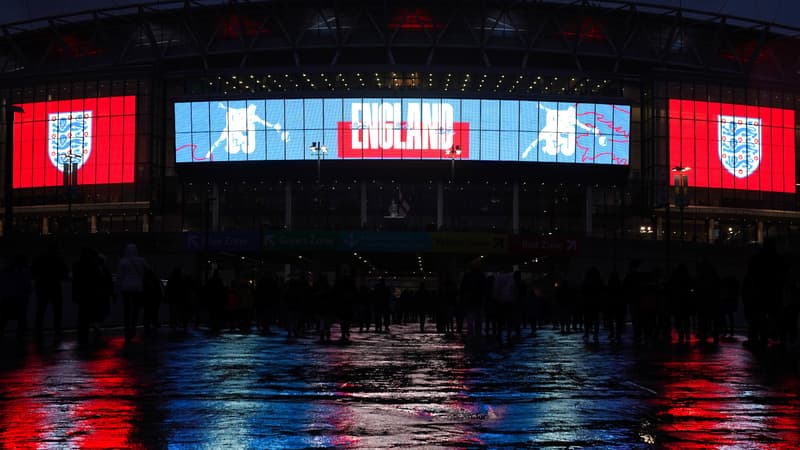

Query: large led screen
12 96 137 188
175 98 630 164
669 99 795 193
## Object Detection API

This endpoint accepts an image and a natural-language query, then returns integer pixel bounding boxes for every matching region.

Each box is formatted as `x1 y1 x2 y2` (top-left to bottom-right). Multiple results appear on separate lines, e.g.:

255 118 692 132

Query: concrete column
142 213 150 233
436 181 444 230
757 220 764 243
512 182 520 234
360 181 367 228
42 216 49 235
707 218 715 243
584 185 593 236
210 182 220 232
90 215 97 234
656 216 663 240
284 182 293 230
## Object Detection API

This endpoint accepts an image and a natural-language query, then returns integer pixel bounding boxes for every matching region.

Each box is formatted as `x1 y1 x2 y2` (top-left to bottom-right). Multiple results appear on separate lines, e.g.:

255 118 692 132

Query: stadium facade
1 0 799 273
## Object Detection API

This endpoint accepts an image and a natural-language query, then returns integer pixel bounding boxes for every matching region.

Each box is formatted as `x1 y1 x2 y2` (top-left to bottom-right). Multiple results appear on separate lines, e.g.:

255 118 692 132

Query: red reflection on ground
69 340 140 449
764 377 800 448
652 350 800 449
0 364 48 449
655 377 736 448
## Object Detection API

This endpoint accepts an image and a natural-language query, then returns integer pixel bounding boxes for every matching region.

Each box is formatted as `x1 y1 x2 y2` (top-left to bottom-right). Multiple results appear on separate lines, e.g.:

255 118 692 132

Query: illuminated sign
669 99 795 193
12 96 136 188
175 98 630 164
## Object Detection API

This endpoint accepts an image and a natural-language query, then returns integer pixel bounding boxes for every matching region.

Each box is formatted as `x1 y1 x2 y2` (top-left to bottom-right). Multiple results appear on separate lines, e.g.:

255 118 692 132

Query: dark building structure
1 1 798 275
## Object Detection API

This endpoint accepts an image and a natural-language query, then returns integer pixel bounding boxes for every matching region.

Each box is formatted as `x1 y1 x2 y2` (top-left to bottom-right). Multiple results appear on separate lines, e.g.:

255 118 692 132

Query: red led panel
12 96 136 188
669 99 795 193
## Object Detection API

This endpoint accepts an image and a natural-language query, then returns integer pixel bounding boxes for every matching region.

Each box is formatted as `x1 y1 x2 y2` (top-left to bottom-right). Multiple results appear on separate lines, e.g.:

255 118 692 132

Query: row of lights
353 252 379 274
207 72 617 95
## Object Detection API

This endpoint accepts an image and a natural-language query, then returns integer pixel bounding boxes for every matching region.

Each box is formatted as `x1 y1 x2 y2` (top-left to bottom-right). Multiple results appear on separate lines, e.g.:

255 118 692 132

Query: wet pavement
1 325 799 448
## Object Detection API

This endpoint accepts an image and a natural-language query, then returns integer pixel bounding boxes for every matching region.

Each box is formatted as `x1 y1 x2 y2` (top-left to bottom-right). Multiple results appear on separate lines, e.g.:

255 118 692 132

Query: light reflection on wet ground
1 326 799 448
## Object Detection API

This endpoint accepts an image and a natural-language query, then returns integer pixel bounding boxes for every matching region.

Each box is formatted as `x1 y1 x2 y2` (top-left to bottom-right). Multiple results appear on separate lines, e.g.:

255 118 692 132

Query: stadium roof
3 0 800 34
2 0 799 86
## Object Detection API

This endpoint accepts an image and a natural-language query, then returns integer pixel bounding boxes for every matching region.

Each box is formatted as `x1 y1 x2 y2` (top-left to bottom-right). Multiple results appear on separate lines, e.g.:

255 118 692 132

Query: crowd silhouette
1 240 799 351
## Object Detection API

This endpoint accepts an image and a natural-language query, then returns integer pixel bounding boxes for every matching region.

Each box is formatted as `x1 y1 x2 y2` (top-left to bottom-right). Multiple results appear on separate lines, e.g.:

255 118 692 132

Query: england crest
48 110 92 171
718 115 760 178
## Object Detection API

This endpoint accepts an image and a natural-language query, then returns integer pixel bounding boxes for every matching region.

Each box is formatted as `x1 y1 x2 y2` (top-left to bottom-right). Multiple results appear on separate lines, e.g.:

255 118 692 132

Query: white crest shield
48 110 92 171
718 115 760 178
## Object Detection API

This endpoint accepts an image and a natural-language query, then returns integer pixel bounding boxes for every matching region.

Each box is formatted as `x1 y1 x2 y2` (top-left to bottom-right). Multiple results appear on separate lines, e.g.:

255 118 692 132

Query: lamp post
672 165 691 241
309 141 327 182
62 153 80 233
4 105 24 237
445 144 462 180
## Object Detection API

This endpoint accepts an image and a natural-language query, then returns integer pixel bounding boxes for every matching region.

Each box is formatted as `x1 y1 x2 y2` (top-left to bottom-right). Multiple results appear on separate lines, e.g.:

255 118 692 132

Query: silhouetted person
312 274 332 342
416 282 432 332
606 271 625 344
142 267 163 334
720 275 740 338
72 248 112 346
695 260 721 345
0 254 32 339
512 271 526 338
333 266 357 341
581 267 603 344
94 254 115 334
555 278 575 334
118 243 147 342
667 263 692 345
743 239 784 348
525 279 542 336
166 267 186 330
373 278 391 333
32 243 69 338
255 273 278 334
437 274 458 334
782 263 800 346
624 260 645 345
205 269 226 333
283 271 308 339
460 259 485 337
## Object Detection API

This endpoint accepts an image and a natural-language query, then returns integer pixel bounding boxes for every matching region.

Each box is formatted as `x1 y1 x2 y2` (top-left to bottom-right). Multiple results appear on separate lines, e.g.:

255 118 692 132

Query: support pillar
757 220 764 244
512 182 519 234
90 215 97 234
360 181 367 228
284 182 293 230
142 213 150 233
656 216 663 240
436 181 444 230
42 217 49 235
210 182 220 232
585 185 593 236
707 218 715 243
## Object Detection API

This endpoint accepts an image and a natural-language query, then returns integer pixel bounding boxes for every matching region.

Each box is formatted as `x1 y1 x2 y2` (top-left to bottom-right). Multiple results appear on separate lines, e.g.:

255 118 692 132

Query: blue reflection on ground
1 324 798 448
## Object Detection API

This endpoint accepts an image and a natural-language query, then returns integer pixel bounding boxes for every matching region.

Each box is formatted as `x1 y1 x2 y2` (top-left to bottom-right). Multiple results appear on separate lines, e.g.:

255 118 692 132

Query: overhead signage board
13 96 137 188
175 98 630 165
669 99 795 193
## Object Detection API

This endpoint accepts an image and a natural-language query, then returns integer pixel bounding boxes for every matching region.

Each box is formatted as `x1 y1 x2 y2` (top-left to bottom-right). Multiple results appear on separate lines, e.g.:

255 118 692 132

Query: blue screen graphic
175 98 630 165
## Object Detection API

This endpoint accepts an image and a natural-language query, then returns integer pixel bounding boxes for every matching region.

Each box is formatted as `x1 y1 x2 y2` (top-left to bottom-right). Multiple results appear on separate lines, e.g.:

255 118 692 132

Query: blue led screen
175 98 630 165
